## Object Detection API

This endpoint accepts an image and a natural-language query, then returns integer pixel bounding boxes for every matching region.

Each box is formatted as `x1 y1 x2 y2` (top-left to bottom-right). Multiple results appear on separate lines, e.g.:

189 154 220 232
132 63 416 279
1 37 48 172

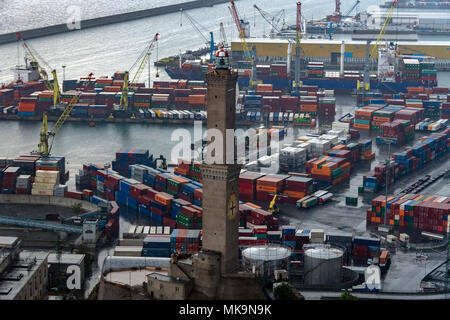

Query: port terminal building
231 38 450 65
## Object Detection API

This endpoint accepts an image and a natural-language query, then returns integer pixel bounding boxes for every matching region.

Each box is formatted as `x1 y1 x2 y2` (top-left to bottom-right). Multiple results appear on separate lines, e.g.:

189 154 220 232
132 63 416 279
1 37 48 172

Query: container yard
0 0 450 308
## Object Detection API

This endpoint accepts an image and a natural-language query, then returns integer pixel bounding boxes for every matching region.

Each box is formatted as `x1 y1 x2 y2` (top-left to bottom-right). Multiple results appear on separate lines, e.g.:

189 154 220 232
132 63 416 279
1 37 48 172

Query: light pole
384 142 392 227
62 65 66 82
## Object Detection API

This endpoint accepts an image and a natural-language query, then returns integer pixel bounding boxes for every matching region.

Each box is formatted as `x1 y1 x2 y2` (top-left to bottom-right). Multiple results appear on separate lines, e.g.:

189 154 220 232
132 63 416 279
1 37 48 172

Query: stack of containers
279 147 307 172
170 229 202 254
267 230 282 244
376 119 414 146
95 78 113 88
177 204 202 229
70 104 89 118
37 91 53 113
262 96 280 112
187 95 206 110
308 138 331 158
187 80 205 89
154 172 173 192
423 100 441 119
280 95 298 113
115 178 140 210
420 60 437 83
166 176 191 197
173 89 190 109
394 107 424 125
189 162 202 182
362 160 398 192
281 226 296 248
402 59 421 82
442 100 450 119
352 237 381 259
371 107 399 132
299 96 317 115
143 167 161 187
354 106 381 131
112 149 153 177
244 95 262 111
252 226 267 245
18 97 38 116
270 64 287 78
283 176 314 202
193 188 203 206
295 229 310 249
134 93 152 109
151 94 171 109
255 174 288 201
256 65 271 79
368 194 450 234
1 167 21 193
306 156 351 188
239 172 265 201
318 97 336 117
12 155 40 176
179 182 201 203
54 184 68 197
244 206 279 231
142 235 171 257
0 89 15 107
171 198 191 220
405 99 423 108
88 105 108 118
31 170 59 196
96 92 116 108
36 156 67 184
307 62 324 78
359 139 375 161
151 192 173 225
15 175 31 194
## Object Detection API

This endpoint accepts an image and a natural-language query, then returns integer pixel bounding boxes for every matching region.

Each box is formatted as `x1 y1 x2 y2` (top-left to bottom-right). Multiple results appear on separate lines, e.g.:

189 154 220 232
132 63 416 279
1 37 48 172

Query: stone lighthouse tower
200 48 241 275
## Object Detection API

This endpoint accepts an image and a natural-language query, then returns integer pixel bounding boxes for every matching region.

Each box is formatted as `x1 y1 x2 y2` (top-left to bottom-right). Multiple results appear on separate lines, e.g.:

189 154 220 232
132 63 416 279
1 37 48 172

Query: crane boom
370 0 399 59
219 22 228 49
130 33 159 86
294 2 302 90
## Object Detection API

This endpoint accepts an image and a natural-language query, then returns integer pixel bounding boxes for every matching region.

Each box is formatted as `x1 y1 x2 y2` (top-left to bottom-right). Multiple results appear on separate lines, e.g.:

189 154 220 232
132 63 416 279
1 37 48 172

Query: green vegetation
274 283 304 300
71 203 83 214
340 290 358 300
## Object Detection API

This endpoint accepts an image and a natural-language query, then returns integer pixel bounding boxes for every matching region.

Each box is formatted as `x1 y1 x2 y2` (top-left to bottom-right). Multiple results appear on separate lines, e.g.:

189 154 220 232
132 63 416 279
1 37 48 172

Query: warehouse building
0 236 48 300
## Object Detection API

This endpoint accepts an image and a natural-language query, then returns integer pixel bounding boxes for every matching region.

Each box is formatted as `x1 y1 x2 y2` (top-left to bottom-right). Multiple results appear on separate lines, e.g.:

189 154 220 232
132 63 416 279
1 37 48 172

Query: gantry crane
113 33 159 118
293 2 302 92
253 5 286 38
36 73 95 156
219 22 228 50
229 0 257 85
370 0 399 61
180 10 215 63
17 32 61 107
327 0 360 39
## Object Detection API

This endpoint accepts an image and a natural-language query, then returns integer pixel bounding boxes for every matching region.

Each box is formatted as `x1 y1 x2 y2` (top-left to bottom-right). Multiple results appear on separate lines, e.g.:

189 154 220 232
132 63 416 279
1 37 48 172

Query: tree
274 282 304 300
340 290 358 300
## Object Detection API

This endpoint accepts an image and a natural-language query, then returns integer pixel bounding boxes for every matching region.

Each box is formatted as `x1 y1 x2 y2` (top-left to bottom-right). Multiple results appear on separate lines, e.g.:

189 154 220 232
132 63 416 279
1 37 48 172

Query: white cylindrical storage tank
304 247 343 286
242 246 291 279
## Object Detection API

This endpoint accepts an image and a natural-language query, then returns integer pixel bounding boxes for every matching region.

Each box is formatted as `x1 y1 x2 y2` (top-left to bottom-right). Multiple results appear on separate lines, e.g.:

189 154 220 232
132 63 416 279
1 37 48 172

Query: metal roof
305 247 343 260
242 246 291 262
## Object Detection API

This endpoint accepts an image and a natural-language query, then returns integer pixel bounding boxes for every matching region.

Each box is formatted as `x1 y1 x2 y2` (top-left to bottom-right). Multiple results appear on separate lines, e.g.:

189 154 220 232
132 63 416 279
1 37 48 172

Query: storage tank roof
242 246 291 261
305 248 343 260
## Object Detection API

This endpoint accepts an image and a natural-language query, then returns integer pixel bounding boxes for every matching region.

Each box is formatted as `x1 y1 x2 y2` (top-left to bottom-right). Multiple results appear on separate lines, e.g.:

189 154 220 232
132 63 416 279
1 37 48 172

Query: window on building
160 284 163 289
175 287 179 292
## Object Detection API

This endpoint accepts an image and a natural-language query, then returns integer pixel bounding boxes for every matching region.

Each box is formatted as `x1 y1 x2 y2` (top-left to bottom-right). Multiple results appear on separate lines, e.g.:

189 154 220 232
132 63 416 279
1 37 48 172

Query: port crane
180 9 215 63
253 5 286 38
16 33 62 107
229 0 258 86
219 22 229 50
113 33 159 118
370 0 399 60
293 2 302 92
327 0 360 39
36 73 95 156
268 194 280 215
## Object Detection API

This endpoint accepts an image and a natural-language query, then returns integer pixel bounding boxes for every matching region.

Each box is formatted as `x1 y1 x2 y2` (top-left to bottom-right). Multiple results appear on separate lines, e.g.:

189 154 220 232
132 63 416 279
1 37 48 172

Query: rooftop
0 236 19 249
47 253 85 265
0 251 48 300
147 272 189 284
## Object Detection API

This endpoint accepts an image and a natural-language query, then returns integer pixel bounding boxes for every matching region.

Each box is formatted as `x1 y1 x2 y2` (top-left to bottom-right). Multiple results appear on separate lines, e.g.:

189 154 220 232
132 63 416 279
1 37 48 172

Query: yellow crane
17 33 62 107
229 0 259 86
268 194 280 215
113 33 159 118
370 0 399 60
35 73 95 156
